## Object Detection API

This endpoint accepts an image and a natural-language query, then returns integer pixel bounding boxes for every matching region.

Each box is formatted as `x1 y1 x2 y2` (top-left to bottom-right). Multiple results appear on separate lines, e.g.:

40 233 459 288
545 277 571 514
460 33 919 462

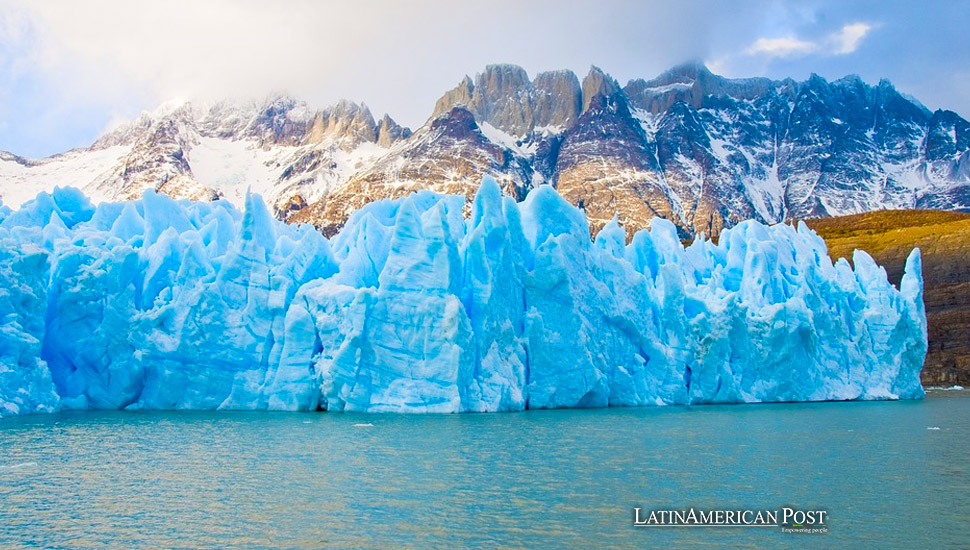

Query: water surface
2 393 969 549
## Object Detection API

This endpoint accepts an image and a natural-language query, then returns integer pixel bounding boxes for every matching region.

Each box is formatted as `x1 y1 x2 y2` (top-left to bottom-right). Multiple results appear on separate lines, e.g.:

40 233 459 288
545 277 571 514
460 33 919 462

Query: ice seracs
0 178 926 416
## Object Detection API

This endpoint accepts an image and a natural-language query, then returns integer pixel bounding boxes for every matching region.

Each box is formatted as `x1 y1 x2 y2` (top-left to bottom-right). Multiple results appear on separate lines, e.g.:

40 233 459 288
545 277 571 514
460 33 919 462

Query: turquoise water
2 393 969 549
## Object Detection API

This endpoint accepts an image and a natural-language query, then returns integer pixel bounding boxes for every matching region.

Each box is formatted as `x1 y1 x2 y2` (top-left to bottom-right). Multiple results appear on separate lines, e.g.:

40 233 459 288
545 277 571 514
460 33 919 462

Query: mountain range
2 62 968 238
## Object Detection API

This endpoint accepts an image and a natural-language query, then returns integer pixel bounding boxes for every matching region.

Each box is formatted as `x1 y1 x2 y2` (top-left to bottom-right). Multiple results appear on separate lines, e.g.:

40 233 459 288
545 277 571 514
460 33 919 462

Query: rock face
553 75 675 236
2 63 969 241
305 100 381 150
290 106 532 235
807 210 970 387
533 70 583 129
431 64 583 135
618 64 970 235
376 114 412 147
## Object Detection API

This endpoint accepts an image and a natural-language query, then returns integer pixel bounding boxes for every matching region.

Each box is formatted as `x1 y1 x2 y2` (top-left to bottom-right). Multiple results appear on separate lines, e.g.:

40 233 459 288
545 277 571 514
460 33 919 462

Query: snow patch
189 137 293 203
644 82 693 94
0 146 131 208
479 122 537 157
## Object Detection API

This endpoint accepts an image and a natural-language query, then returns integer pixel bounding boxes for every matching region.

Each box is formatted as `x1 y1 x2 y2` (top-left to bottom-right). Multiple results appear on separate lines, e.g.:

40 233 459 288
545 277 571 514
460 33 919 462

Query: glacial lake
2 392 969 549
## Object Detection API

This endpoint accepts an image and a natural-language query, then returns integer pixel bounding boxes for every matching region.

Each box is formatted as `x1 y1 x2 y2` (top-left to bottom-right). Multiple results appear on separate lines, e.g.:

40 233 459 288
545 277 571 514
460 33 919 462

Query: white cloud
743 22 875 60
831 23 873 55
746 37 818 57
1 0 456 132
1 0 738 156
4 0 961 157
8 1 344 101
1 0 721 132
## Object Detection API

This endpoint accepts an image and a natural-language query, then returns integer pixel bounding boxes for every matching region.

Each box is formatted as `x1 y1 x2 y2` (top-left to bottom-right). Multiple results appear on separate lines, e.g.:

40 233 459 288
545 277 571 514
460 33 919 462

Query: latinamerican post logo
633 507 828 533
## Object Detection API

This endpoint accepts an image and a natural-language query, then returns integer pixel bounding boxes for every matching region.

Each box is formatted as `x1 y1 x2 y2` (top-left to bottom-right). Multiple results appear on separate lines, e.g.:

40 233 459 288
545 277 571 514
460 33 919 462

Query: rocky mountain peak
432 75 475 120
625 61 779 114
241 94 314 146
432 64 583 137
0 151 28 166
91 114 154 150
532 70 582 129
95 115 206 203
581 65 621 114
477 64 531 95
833 73 865 88
376 114 412 147
307 100 378 150
653 60 714 85
805 72 829 88
873 80 932 129
469 64 535 136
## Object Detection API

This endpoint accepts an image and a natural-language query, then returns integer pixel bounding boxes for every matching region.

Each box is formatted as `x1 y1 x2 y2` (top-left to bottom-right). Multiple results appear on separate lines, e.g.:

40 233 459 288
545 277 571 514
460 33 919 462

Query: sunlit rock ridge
0 178 926 416
1 63 967 240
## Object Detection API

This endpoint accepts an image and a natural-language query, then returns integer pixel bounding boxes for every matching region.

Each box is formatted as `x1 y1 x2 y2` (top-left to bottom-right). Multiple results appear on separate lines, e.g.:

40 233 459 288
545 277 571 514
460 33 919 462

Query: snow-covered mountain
2 62 968 238
0 97 411 222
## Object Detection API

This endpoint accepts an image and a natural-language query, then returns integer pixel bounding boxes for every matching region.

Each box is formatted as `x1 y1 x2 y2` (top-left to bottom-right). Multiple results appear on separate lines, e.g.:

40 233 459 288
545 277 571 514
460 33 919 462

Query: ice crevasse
0 177 926 416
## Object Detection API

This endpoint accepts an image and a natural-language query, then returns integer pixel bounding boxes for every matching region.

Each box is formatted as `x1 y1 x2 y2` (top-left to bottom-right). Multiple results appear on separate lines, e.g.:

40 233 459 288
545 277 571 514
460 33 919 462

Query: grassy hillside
806 210 970 386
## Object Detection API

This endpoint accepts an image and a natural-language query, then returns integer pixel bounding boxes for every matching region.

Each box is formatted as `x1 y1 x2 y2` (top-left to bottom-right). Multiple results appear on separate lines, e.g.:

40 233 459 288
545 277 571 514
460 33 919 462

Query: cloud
831 23 873 55
744 22 875 60
0 0 721 132
7 1 344 101
746 37 818 58
2 0 966 157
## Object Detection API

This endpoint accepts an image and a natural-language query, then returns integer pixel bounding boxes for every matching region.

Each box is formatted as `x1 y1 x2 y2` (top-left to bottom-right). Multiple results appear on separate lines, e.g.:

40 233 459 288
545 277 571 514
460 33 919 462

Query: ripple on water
0 398 968 549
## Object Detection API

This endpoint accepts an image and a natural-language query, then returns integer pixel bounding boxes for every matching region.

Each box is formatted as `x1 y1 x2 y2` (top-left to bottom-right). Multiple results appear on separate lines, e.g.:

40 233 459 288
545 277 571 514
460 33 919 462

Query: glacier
0 178 926 416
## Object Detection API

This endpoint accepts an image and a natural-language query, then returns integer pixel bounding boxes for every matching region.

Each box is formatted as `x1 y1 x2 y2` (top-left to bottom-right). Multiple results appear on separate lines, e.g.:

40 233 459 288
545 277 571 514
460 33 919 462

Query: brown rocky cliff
807 210 970 386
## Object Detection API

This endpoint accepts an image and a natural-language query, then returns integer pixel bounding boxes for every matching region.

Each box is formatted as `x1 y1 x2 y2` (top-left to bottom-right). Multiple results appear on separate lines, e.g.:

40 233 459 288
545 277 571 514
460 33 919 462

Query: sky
0 0 968 158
